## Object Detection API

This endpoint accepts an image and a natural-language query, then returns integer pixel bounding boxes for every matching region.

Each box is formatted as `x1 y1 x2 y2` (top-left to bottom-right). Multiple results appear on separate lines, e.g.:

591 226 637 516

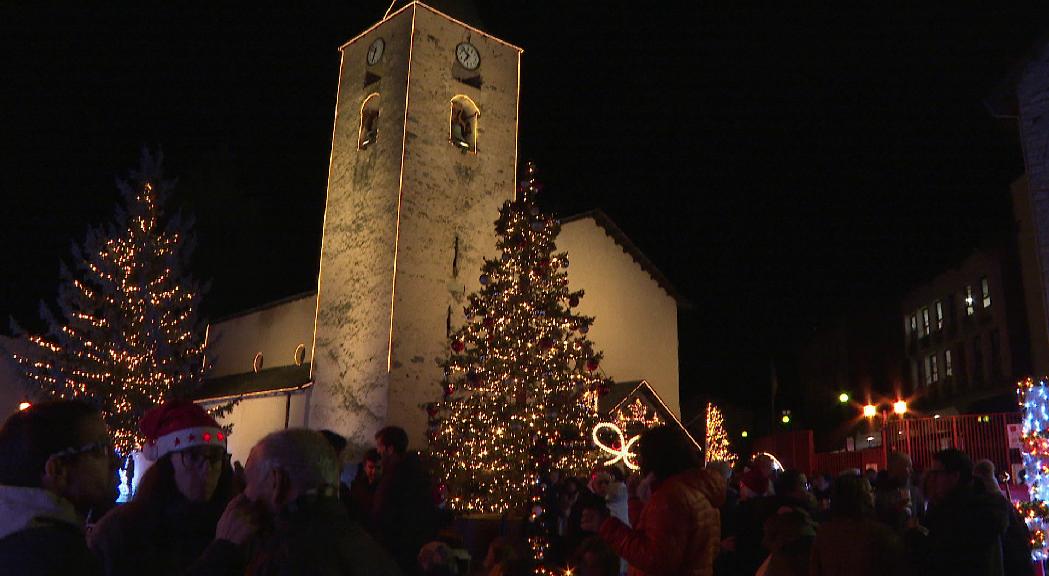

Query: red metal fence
757 412 1020 477
812 448 886 476
882 412 1020 475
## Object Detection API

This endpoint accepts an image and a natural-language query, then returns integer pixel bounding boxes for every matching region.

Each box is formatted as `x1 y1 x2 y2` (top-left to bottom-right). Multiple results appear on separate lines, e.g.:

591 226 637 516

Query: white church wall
206 293 317 378
200 391 309 465
558 218 681 417
0 335 31 419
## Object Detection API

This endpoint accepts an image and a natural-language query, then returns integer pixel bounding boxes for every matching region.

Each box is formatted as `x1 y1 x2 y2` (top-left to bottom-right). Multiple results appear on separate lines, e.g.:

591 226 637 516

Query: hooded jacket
0 485 101 576
599 467 727 576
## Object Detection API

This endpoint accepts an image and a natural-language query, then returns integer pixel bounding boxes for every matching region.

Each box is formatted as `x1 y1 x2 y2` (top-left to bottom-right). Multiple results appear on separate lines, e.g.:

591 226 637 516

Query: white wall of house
206 293 317 378
199 391 309 465
558 217 681 417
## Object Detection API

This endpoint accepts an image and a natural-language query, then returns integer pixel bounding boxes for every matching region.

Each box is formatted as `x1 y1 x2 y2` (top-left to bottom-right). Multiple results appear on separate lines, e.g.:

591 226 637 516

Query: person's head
320 430 348 462
140 401 228 503
0 400 118 515
928 448 973 504
887 452 913 484
418 541 457 576
375 426 409 459
588 469 612 497
752 453 775 478
973 458 1000 495
705 460 733 482
830 473 874 519
244 428 339 515
775 469 809 501
362 448 381 484
811 473 831 492
571 536 619 576
636 425 701 482
483 536 517 571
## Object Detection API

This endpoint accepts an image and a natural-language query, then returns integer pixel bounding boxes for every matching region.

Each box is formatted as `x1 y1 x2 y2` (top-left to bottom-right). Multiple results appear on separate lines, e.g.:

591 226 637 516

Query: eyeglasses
50 440 114 460
178 447 226 468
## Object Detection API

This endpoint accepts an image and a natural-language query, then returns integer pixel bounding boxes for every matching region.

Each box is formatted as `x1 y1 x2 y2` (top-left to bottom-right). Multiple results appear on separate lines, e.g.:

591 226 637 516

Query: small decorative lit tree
427 162 610 570
1018 377 1049 560
705 401 736 465
16 150 228 457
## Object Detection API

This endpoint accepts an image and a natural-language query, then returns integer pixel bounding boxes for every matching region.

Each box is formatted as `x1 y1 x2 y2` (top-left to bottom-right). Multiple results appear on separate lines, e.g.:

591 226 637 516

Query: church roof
383 0 484 30
562 210 689 307
194 363 312 403
600 379 701 450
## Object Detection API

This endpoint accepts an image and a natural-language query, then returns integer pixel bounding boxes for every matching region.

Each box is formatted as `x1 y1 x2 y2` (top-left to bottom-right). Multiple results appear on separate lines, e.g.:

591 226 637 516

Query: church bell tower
310 2 522 449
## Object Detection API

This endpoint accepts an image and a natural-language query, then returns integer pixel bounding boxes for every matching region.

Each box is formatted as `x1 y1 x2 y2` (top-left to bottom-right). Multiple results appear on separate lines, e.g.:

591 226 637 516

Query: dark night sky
1 2 1045 424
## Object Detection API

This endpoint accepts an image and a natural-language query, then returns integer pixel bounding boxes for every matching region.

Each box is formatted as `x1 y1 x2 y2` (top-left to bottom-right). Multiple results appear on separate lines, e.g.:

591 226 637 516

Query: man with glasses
0 400 118 575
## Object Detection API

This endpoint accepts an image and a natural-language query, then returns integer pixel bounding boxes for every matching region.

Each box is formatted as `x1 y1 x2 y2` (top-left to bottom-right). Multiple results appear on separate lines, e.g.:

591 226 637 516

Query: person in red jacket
581 426 726 576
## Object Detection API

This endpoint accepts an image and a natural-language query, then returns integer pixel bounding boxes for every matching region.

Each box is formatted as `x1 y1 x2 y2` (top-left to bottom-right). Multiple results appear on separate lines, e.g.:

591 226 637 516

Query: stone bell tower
309 2 521 449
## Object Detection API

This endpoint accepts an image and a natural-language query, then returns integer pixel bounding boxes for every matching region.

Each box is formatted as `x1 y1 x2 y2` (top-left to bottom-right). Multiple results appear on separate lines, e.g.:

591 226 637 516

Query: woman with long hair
89 401 234 576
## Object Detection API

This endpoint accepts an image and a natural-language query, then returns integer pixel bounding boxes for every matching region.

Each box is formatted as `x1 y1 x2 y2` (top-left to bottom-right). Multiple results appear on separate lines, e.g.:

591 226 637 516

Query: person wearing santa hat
89 400 234 576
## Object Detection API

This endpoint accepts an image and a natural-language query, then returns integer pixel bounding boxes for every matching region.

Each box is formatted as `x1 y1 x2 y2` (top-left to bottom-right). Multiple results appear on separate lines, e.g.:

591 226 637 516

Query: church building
186 2 685 462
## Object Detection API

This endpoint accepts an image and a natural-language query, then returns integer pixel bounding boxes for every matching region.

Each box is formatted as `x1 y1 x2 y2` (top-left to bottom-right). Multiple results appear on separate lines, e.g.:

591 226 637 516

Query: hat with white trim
140 400 226 461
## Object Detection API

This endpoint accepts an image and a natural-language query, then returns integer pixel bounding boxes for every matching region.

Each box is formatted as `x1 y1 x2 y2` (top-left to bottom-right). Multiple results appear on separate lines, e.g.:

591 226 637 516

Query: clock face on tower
455 42 480 70
367 38 385 66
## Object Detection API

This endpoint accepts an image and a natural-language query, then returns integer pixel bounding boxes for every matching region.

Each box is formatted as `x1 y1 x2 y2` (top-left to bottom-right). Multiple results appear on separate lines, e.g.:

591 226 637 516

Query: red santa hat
140 400 226 461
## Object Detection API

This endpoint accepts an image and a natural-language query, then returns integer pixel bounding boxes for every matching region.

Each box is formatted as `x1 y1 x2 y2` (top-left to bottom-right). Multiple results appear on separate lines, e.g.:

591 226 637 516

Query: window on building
929 354 939 383
449 95 479 152
934 300 944 331
981 276 991 308
945 349 953 377
358 93 380 149
920 307 930 337
908 314 917 343
924 355 933 385
965 285 975 316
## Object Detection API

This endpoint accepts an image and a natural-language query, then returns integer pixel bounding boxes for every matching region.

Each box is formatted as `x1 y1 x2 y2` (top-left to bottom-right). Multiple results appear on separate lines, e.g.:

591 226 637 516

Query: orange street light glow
863 404 877 418
893 400 908 415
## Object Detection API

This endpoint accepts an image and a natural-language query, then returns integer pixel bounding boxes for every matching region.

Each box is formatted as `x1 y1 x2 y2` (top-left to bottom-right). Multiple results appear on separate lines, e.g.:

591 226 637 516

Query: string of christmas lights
705 401 736 464
1018 377 1049 560
426 162 611 574
14 151 231 457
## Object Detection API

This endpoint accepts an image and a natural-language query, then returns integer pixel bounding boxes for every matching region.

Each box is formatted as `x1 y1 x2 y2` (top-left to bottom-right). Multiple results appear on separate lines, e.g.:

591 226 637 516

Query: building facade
901 247 1031 412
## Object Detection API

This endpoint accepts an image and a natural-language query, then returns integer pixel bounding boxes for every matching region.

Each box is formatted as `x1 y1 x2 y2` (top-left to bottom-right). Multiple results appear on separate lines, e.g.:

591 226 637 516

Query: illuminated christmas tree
16 151 225 456
705 401 736 465
1018 377 1049 560
427 162 609 566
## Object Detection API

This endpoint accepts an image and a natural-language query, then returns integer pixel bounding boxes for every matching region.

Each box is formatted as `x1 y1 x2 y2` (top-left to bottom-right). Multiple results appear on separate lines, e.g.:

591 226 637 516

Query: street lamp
893 400 907 416
741 430 749 438
838 392 850 404
863 404 877 418
17 401 30 411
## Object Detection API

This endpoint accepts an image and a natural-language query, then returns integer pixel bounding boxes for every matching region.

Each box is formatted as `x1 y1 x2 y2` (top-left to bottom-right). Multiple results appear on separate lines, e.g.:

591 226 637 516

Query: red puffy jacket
599 467 726 576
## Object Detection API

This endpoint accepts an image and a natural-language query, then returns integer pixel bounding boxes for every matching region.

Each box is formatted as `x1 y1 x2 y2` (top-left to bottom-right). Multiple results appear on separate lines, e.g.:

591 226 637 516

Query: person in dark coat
974 459 1033 576
918 449 1011 576
565 470 612 557
371 426 438 575
0 400 119 576
347 448 381 525
89 401 234 576
810 473 905 576
875 451 925 534
189 428 402 576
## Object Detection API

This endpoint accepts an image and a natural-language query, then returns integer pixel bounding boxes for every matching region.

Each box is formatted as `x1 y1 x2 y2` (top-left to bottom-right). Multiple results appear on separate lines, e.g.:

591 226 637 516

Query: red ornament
444 382 456 396
483 317 495 328
426 404 439 418
451 340 465 353
569 296 580 307
539 337 554 351
586 359 600 372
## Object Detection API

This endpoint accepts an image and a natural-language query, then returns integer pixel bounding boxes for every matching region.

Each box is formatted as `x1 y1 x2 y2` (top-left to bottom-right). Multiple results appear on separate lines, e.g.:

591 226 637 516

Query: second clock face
456 42 480 70
367 38 385 66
